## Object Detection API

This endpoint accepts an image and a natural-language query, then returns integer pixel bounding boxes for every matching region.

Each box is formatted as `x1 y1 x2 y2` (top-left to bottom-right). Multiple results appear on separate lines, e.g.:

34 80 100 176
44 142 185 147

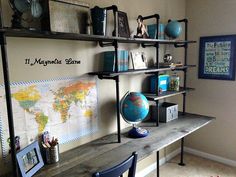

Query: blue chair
92 152 138 177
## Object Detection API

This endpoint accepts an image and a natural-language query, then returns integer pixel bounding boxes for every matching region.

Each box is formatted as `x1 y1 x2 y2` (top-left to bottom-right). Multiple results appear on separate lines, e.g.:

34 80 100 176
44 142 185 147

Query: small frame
16 141 44 177
199 35 236 80
131 51 148 70
117 11 130 38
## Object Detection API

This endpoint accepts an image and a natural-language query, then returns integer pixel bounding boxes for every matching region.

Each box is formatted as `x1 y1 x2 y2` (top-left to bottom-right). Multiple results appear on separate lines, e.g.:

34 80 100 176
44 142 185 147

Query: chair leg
157 151 159 177
179 137 186 166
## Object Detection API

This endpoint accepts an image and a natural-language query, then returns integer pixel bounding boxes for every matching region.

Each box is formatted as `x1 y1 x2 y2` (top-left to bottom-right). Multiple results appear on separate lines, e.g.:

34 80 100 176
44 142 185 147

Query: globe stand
128 125 149 138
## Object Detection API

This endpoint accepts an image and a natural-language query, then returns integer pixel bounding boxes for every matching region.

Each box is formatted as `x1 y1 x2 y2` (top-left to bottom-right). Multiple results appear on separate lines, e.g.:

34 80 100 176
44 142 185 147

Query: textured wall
0 0 186 175
186 0 236 162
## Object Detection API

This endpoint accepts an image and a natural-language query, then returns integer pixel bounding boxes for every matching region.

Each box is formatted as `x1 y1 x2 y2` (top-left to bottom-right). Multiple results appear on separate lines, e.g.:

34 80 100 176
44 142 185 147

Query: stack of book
103 50 129 72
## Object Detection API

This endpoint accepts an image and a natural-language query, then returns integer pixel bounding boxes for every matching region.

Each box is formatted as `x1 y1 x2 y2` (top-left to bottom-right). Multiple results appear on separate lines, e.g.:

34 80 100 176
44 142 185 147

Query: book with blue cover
103 50 129 72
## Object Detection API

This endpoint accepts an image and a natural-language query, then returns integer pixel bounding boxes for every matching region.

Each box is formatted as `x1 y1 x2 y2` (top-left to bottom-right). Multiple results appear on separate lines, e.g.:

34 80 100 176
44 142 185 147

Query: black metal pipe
104 5 118 37
142 14 160 21
99 41 114 47
115 76 121 143
182 92 186 115
179 137 185 166
114 40 118 72
156 151 160 177
155 100 159 127
0 33 18 177
183 19 188 115
0 1 3 29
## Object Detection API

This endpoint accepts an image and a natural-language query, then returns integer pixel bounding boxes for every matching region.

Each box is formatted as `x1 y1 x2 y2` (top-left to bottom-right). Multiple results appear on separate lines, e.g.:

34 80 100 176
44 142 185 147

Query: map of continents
12 85 48 132
0 76 98 158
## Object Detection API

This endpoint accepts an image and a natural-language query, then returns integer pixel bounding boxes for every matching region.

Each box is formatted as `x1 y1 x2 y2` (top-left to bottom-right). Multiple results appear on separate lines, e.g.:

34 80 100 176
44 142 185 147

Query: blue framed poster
199 35 236 80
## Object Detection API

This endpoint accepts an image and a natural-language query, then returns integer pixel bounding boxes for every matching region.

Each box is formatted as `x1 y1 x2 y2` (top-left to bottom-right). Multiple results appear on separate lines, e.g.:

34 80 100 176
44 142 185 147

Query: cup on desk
45 144 59 164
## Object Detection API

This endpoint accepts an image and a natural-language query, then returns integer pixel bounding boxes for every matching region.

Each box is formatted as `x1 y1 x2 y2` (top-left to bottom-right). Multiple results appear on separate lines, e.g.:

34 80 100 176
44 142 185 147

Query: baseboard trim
184 147 236 167
136 146 236 177
136 148 181 177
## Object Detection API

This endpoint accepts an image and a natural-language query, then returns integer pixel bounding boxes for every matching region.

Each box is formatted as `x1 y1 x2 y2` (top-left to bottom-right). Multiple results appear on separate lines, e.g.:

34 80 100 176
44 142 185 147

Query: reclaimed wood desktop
32 113 213 177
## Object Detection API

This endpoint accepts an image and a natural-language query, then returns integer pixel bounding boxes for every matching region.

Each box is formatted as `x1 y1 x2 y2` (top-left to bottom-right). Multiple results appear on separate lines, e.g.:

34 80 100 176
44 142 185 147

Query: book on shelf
103 50 129 72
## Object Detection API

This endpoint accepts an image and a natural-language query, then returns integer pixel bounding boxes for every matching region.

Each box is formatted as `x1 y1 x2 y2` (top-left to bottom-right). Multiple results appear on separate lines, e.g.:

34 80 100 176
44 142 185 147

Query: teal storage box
150 75 169 93
103 50 129 72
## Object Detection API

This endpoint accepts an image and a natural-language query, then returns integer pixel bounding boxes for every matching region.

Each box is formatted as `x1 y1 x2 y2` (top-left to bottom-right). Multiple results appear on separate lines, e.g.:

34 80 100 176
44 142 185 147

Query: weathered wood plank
0 28 196 45
33 113 214 177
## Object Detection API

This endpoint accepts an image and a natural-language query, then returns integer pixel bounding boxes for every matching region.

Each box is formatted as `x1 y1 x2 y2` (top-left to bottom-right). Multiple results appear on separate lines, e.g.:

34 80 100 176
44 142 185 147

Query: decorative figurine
134 15 149 38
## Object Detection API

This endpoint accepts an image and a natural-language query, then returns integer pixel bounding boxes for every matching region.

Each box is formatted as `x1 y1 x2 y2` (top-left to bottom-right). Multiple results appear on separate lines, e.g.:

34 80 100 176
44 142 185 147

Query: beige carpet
147 153 236 177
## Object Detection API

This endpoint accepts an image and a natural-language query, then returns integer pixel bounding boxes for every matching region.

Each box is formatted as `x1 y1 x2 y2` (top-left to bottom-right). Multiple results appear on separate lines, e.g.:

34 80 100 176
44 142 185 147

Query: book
103 50 129 72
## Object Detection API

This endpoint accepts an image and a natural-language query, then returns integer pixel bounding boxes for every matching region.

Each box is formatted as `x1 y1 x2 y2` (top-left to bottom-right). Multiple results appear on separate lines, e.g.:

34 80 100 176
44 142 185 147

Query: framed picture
131 51 148 70
16 141 44 177
199 35 236 80
117 11 130 38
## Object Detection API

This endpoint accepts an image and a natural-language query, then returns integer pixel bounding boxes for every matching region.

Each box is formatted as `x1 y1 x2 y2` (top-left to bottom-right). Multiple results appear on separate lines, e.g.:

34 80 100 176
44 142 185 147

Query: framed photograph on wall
117 11 130 38
199 35 236 80
16 141 44 177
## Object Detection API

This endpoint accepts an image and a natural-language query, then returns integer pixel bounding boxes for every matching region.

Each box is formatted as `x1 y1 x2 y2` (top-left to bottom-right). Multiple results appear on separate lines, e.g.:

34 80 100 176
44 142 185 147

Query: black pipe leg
157 151 159 177
0 33 18 176
179 138 186 166
115 76 121 143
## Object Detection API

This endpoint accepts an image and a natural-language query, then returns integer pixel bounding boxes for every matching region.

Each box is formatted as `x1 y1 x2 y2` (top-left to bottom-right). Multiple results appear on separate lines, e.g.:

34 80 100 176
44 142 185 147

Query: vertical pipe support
179 137 186 166
0 33 18 177
156 151 160 177
115 76 121 143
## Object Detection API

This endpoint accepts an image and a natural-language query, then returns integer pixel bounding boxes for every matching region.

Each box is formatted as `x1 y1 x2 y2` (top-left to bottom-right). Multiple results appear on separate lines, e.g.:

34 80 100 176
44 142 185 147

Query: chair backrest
92 152 138 177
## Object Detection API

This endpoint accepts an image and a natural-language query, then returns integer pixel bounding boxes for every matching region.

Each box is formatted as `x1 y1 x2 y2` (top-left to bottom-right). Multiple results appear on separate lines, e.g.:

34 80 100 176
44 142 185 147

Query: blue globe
120 92 149 124
165 20 182 39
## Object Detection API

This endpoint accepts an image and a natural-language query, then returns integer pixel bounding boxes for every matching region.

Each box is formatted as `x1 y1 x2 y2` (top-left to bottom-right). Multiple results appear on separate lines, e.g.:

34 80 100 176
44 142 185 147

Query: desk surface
31 113 214 177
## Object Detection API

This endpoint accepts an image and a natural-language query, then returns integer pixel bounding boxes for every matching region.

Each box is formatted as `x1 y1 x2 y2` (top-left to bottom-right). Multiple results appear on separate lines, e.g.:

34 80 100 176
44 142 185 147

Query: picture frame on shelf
199 35 236 80
16 141 44 177
117 11 130 38
131 51 148 70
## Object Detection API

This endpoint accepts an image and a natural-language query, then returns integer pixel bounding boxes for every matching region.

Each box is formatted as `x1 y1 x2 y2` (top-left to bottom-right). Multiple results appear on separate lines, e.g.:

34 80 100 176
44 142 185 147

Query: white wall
0 0 186 175
186 0 236 161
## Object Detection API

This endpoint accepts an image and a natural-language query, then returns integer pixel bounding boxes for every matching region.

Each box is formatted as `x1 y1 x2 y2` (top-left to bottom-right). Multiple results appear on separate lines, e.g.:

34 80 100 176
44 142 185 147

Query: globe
165 20 182 39
120 92 149 138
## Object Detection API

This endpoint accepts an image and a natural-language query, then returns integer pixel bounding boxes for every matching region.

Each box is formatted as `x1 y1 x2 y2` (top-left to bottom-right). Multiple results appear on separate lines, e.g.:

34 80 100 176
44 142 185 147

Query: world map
0 76 98 158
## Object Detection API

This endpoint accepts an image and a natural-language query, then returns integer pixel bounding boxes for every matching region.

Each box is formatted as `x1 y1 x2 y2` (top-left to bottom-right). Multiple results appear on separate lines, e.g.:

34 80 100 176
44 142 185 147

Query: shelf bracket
0 32 6 45
97 75 116 80
142 42 158 48
99 40 116 47
174 43 187 48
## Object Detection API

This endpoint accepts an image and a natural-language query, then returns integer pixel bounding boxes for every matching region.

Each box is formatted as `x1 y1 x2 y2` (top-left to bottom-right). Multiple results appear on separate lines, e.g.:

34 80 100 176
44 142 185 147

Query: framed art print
199 35 236 80
131 51 148 70
117 11 130 38
16 141 44 177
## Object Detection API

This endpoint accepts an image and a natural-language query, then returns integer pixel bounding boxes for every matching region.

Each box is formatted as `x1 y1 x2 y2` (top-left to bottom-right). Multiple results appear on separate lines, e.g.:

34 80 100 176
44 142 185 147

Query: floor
147 153 236 177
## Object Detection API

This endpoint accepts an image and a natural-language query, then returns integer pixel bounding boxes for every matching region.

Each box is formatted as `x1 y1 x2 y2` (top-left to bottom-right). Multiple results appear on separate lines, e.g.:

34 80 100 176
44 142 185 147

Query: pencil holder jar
45 144 59 164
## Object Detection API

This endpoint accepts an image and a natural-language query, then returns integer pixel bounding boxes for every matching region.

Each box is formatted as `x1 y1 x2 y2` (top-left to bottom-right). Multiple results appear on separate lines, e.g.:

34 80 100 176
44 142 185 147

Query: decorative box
150 74 169 93
41 0 90 34
103 50 129 72
159 102 178 123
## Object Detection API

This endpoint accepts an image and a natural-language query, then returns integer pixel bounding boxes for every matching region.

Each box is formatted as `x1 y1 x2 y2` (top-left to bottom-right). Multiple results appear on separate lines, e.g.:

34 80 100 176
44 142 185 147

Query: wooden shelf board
144 87 194 101
0 28 196 44
29 113 214 177
89 65 196 77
